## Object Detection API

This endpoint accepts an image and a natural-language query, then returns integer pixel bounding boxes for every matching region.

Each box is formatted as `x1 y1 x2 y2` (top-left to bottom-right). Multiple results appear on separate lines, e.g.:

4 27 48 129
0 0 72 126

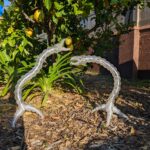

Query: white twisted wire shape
70 55 128 126
12 39 70 128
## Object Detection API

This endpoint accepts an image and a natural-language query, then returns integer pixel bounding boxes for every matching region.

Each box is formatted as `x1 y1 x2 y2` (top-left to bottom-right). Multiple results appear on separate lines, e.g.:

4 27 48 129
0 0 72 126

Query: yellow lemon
34 9 43 22
65 37 72 46
25 28 33 37
14 7 19 12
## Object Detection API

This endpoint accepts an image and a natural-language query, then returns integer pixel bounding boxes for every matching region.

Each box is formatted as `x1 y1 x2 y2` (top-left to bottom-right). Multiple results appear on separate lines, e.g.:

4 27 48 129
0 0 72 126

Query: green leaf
0 76 13 97
60 24 66 31
52 15 58 24
110 0 118 4
18 45 23 52
73 4 83 15
67 0 72 5
23 84 37 100
12 50 18 60
0 1 4 6
8 39 16 47
55 11 63 18
21 61 28 67
54 2 64 10
44 0 52 11
41 92 49 106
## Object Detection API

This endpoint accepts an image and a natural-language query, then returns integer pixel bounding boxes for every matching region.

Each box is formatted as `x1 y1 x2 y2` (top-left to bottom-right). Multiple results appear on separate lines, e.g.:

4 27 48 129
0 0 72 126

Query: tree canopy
0 0 147 98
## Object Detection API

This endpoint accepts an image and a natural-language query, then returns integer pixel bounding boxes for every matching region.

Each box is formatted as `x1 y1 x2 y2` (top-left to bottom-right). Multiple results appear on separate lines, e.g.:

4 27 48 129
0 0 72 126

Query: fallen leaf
130 126 136 135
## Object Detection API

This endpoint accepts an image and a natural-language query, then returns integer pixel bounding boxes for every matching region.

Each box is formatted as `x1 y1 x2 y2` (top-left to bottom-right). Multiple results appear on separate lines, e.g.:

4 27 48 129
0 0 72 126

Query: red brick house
119 4 150 79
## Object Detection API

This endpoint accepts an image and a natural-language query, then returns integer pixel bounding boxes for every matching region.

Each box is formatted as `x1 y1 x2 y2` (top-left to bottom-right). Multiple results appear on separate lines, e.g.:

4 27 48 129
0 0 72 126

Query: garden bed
0 75 150 150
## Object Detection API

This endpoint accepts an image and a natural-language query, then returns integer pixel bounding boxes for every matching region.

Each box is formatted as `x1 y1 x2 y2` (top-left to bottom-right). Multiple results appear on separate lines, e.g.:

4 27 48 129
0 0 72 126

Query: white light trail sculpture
70 55 128 126
12 39 70 128
13 38 128 127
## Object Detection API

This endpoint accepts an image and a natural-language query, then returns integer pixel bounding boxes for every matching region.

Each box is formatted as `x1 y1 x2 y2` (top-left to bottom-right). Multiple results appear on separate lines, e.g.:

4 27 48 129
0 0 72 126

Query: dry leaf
130 126 136 135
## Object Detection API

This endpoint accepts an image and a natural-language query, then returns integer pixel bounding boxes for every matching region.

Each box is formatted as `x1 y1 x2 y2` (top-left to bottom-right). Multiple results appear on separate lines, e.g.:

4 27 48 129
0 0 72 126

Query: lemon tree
0 0 145 50
0 0 146 100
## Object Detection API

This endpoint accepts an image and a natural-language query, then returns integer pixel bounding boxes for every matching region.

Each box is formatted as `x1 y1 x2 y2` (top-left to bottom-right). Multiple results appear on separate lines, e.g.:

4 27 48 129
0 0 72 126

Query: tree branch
21 10 35 24
14 0 35 24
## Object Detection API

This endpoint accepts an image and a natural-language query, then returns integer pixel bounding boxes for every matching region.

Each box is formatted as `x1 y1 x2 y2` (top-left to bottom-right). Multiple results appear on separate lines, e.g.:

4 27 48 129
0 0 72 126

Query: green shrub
22 52 83 106
0 0 146 102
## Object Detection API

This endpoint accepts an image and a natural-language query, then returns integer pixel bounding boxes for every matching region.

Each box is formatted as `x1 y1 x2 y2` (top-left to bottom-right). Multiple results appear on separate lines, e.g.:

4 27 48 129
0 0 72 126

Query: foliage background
0 0 146 104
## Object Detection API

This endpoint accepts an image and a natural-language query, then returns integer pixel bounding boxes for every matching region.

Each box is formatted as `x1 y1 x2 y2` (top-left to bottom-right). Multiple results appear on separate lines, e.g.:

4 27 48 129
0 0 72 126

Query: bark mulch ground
0 75 150 150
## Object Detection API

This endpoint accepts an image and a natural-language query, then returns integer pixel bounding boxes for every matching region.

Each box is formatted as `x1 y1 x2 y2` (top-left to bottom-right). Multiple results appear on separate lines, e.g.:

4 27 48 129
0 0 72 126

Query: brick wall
118 27 150 79
118 31 134 78
139 29 150 70
119 31 134 64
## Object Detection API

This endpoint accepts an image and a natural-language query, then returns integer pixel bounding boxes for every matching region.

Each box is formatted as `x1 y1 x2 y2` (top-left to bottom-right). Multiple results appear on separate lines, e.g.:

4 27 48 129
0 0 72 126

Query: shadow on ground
0 97 26 150
83 75 150 150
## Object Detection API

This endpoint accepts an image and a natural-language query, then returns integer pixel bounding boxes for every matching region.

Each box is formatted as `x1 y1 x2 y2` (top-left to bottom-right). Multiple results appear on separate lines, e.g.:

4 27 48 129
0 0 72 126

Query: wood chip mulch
0 75 150 150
